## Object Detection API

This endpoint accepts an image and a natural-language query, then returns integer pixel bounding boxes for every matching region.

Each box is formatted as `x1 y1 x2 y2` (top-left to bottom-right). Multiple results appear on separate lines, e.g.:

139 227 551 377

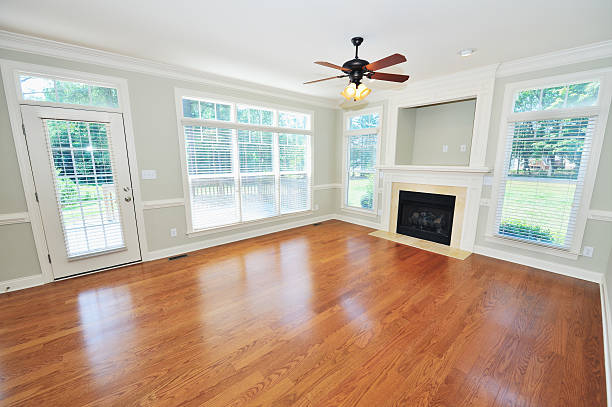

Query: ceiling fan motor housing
343 59 369 85
343 37 369 85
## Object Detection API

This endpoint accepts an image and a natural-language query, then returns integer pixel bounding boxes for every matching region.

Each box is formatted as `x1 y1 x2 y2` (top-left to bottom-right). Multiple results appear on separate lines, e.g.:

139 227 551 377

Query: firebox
396 191 456 246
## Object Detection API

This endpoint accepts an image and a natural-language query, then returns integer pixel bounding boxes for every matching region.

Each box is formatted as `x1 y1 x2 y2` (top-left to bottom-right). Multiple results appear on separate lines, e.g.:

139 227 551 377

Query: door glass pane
44 119 125 257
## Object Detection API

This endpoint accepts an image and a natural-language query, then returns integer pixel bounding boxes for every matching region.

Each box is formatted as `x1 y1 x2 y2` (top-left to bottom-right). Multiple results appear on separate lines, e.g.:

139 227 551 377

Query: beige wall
394 108 416 165
0 48 341 282
395 99 476 166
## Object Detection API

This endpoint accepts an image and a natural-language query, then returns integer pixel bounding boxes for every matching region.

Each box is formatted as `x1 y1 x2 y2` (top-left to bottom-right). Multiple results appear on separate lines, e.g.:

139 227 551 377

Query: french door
21 105 141 279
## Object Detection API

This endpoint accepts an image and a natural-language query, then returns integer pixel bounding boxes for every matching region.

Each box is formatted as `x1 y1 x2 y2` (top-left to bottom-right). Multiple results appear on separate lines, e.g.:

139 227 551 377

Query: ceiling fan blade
314 61 350 72
369 72 410 83
303 75 346 84
365 54 407 71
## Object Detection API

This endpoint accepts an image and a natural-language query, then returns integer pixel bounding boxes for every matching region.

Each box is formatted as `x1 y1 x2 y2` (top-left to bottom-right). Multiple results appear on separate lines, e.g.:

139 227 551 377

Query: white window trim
0 59 147 282
486 68 612 259
174 88 314 236
341 106 383 217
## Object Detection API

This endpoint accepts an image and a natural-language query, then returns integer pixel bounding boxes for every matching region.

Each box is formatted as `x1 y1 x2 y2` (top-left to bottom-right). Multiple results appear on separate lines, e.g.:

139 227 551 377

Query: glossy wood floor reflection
0 221 605 406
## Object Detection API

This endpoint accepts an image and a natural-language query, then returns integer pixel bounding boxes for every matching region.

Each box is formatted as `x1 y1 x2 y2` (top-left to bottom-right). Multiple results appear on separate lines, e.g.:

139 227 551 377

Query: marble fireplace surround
378 166 489 252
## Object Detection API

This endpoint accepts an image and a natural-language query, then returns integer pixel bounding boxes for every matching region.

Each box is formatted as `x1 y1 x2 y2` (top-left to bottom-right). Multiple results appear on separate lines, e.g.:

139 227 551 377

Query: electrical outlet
170 228 177 237
460 144 467 152
314 204 320 211
582 246 594 257
442 144 448 153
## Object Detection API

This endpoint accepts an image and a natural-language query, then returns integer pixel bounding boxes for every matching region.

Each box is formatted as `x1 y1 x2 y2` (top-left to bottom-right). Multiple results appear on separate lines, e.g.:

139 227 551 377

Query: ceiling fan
304 37 410 101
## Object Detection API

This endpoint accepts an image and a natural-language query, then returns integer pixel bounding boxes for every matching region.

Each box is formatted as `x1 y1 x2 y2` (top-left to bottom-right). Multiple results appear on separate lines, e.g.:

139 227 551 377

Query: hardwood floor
0 220 606 406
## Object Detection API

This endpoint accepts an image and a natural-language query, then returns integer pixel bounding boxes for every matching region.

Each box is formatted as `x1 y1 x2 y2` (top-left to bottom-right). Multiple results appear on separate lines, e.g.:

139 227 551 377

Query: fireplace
396 190 456 245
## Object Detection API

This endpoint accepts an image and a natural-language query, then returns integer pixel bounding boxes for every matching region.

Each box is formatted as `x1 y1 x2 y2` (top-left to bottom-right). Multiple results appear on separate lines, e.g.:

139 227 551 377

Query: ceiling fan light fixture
354 83 371 101
341 82 358 100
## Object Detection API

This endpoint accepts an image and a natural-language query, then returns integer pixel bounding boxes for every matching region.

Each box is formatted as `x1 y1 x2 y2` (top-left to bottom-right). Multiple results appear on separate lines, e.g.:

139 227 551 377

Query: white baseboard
473 244 602 283
144 214 335 261
600 281 612 407
0 274 46 294
334 213 382 230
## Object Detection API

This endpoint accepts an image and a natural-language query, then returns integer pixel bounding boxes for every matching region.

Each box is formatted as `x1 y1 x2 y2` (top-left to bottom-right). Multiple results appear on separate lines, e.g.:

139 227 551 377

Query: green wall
0 49 341 281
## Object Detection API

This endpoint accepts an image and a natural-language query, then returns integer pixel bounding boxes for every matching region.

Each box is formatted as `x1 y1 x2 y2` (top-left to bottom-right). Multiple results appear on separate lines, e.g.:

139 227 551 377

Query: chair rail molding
588 209 612 222
142 198 185 210
0 212 30 226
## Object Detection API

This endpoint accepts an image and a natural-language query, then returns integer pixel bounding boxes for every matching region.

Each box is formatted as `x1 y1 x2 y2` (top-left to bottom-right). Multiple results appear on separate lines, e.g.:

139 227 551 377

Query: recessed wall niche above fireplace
396 191 456 245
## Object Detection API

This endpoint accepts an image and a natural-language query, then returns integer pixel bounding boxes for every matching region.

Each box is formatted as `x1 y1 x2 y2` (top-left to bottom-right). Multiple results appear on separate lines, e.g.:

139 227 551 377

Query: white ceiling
1 0 611 100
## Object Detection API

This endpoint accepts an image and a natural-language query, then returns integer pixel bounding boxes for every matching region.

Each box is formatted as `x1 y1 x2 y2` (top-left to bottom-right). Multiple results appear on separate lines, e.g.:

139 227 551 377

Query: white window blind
185 126 239 230
494 80 601 250
344 111 380 211
180 96 311 231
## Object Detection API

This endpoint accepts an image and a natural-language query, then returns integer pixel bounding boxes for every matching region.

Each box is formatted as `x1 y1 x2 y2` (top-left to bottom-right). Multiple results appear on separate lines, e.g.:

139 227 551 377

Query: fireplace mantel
378 166 487 252
376 165 490 174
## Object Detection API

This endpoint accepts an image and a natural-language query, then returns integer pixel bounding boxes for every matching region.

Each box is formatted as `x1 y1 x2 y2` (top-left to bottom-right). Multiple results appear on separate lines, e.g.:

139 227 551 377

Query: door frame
1 59 147 283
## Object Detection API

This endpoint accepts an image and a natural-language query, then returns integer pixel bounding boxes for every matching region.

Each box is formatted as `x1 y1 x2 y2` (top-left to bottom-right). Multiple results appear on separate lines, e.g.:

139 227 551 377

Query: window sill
186 209 315 238
484 234 579 260
340 206 379 218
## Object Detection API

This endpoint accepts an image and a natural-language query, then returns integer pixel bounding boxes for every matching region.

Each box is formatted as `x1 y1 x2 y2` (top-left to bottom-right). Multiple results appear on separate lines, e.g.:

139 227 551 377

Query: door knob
124 196 132 202
123 186 131 192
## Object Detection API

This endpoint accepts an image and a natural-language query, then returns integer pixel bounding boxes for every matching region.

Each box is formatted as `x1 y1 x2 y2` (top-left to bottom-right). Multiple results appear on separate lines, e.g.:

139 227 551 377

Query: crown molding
497 40 612 78
365 64 499 104
0 30 339 109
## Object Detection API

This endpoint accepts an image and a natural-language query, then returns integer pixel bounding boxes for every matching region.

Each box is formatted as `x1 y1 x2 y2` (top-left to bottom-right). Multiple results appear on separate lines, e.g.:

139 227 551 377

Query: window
343 110 381 212
177 92 312 232
491 74 610 253
18 74 119 108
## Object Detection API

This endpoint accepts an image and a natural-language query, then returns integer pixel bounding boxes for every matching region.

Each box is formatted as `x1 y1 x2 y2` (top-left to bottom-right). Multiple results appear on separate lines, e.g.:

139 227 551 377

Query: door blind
494 116 595 249
44 119 125 257
184 126 310 231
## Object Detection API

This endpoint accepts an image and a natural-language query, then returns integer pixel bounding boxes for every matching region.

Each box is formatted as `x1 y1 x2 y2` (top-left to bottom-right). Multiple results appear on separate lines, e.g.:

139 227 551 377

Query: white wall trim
0 212 30 225
473 244 602 283
0 274 46 293
479 198 491 207
600 281 612 407
589 210 612 222
382 64 497 168
144 214 335 261
0 30 338 109
142 198 185 210
334 213 382 230
313 183 342 190
497 40 612 78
